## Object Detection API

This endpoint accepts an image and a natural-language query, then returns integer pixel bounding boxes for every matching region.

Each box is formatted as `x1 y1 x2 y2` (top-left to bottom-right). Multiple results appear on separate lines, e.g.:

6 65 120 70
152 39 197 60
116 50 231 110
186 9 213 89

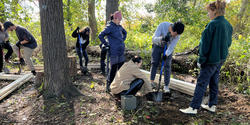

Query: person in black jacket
72 27 90 71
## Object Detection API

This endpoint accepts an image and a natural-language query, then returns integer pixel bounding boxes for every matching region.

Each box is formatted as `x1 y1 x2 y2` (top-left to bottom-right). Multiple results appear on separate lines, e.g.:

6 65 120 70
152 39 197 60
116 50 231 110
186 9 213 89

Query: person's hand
162 55 167 61
197 62 201 68
162 32 172 44
76 26 80 31
102 43 110 50
16 41 21 48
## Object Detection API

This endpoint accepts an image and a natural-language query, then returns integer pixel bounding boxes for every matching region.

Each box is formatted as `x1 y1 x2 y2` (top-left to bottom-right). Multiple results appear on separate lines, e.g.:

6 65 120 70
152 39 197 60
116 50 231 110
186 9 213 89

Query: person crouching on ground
72 26 90 72
0 22 13 72
110 56 153 97
180 0 233 115
4 21 37 75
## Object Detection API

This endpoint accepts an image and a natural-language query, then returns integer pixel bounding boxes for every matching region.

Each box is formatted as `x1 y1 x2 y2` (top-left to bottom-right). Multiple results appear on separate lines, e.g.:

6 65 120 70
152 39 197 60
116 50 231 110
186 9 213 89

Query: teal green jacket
198 16 233 65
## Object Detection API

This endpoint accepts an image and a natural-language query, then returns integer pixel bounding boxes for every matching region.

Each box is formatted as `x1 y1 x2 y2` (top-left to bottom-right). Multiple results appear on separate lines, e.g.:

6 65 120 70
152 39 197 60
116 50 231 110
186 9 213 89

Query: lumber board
140 69 195 96
0 73 24 80
0 73 34 101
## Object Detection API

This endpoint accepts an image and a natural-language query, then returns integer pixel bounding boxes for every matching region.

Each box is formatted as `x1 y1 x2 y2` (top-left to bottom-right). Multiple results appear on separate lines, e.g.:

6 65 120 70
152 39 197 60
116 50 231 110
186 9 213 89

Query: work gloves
162 32 172 45
101 43 110 50
16 41 21 48
76 26 80 31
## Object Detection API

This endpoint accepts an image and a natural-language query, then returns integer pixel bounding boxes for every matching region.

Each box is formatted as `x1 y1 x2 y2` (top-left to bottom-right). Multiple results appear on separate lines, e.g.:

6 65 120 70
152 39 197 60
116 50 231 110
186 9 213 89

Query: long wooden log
140 69 195 96
0 73 34 101
0 73 24 80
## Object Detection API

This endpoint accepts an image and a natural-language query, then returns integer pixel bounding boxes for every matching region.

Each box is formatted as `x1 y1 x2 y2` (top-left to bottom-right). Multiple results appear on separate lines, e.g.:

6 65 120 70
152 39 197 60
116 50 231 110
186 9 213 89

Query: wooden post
68 56 77 76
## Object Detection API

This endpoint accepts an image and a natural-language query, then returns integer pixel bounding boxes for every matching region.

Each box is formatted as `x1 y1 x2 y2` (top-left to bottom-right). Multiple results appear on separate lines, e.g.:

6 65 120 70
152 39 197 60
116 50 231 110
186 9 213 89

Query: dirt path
0 68 249 124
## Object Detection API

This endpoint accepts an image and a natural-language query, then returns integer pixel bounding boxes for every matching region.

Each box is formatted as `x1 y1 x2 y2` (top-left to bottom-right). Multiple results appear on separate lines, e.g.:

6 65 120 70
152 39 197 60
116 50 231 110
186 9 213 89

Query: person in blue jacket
72 26 90 71
180 0 233 115
98 11 127 92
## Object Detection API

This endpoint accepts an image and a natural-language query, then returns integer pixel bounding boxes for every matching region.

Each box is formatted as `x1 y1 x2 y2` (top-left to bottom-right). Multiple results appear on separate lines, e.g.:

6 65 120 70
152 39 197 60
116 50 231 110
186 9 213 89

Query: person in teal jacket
180 0 233 115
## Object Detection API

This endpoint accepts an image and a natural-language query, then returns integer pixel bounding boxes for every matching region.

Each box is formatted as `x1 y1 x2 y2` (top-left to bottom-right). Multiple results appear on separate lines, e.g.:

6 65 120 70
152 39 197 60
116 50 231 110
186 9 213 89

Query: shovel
152 45 167 102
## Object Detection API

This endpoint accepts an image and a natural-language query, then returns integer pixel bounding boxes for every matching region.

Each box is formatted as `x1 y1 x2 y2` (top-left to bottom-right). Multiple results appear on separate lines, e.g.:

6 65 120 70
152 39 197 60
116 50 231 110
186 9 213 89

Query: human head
169 21 185 37
4 21 15 32
80 27 91 35
111 11 122 25
206 0 226 20
132 56 142 67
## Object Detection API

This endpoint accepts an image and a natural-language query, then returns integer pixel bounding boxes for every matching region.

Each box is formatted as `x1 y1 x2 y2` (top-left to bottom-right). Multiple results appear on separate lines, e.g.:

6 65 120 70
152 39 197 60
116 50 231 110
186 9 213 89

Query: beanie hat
113 11 122 20
3 21 14 31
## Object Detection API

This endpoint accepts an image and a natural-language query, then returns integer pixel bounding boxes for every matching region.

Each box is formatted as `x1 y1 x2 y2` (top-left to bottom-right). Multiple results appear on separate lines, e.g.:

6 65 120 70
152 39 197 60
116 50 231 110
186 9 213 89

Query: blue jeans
76 47 88 67
150 45 172 86
190 61 224 109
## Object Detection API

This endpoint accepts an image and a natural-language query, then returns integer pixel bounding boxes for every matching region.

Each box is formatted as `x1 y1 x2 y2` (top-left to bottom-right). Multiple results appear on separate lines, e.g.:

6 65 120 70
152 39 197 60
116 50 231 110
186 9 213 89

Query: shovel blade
152 92 163 102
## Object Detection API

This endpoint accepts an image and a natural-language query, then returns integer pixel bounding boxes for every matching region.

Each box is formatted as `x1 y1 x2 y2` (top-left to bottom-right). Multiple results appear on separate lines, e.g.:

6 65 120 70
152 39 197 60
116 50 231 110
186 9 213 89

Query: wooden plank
0 73 34 101
0 73 24 80
140 69 196 96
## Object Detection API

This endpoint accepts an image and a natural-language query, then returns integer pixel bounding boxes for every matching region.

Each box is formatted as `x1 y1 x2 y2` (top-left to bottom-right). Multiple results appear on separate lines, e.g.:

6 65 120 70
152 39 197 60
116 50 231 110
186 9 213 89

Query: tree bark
88 0 98 43
234 0 248 34
106 0 119 23
39 0 81 99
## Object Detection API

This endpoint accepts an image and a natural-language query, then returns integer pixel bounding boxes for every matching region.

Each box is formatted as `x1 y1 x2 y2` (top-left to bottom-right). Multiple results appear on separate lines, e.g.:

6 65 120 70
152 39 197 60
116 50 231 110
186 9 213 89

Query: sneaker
201 104 216 112
31 70 36 76
164 86 170 93
179 107 197 115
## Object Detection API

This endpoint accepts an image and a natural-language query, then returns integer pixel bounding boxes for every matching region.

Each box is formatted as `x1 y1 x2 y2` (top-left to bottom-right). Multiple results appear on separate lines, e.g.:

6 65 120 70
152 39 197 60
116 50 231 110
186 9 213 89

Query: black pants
119 78 144 96
0 42 13 72
100 47 107 73
107 62 124 89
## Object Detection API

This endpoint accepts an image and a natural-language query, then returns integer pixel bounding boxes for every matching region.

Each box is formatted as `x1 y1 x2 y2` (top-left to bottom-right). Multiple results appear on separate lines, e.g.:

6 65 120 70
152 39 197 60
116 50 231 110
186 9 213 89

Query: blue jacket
99 21 127 56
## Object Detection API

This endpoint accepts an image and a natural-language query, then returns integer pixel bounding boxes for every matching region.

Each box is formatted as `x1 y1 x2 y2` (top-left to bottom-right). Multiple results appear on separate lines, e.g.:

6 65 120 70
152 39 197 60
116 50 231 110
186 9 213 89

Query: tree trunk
234 0 248 34
106 0 119 23
88 0 98 43
39 0 81 99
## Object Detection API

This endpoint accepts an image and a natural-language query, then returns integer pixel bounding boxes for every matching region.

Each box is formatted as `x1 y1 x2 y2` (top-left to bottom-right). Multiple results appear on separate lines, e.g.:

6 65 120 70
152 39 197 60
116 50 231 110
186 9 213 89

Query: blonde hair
207 0 226 16
0 22 3 32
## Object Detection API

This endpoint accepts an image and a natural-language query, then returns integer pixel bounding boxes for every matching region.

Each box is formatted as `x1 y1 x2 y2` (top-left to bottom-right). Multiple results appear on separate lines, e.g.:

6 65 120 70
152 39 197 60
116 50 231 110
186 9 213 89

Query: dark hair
207 0 226 15
3 21 14 31
132 56 142 63
172 21 185 34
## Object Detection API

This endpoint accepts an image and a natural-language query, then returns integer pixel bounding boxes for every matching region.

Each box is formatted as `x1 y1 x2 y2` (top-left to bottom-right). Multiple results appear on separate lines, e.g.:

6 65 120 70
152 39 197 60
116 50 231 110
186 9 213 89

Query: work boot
201 104 216 112
179 107 197 115
31 70 36 76
151 82 157 89
164 86 170 93
20 58 25 65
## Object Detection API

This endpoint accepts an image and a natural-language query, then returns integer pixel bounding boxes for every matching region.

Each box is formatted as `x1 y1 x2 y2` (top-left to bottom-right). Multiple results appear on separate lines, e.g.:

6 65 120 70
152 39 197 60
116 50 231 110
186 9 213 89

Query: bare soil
0 68 249 125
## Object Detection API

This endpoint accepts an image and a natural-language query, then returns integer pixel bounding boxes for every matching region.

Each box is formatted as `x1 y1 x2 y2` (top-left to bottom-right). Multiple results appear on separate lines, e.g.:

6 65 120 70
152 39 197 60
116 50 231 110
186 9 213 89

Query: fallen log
0 73 34 101
140 69 195 96
0 73 24 80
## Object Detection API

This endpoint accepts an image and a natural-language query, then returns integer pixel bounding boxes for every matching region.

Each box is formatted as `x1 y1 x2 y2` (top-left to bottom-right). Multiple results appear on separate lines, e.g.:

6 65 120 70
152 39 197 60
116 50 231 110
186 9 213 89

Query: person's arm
98 25 111 45
20 30 33 45
122 27 127 41
198 23 214 64
165 36 180 56
72 27 79 38
152 23 164 46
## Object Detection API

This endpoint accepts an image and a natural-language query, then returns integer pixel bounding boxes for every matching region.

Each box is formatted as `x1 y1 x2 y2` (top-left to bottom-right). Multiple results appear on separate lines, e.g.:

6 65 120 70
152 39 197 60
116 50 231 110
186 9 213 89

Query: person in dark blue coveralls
98 11 127 92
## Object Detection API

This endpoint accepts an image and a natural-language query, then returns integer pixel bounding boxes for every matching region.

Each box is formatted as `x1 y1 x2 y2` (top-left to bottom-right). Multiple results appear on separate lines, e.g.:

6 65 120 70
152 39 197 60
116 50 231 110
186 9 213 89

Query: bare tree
39 0 81 99
106 0 119 23
234 0 248 34
88 0 98 42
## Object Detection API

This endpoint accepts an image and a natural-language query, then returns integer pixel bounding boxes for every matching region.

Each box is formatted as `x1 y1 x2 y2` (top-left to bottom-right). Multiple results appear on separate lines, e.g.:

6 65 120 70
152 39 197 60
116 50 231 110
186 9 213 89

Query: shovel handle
157 44 168 92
